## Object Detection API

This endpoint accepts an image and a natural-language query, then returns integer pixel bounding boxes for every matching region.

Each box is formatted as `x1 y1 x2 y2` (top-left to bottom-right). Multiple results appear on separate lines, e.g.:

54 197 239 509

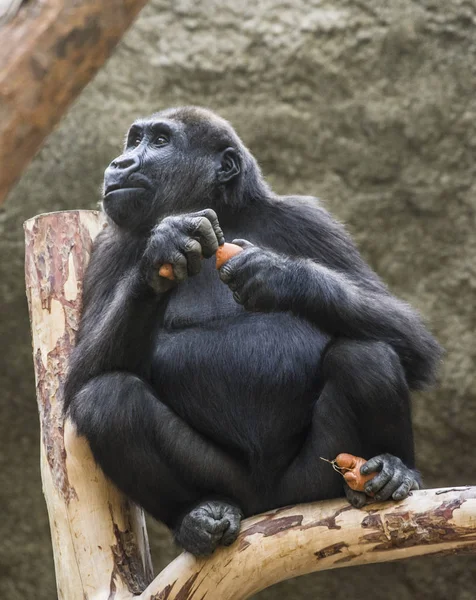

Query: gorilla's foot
174 500 243 556
361 454 421 502
344 483 368 508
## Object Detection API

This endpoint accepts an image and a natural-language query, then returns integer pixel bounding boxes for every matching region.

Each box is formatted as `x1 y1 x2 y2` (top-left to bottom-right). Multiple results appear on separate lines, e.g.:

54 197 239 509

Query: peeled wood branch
25 210 476 600
142 487 476 599
25 211 153 600
0 0 149 205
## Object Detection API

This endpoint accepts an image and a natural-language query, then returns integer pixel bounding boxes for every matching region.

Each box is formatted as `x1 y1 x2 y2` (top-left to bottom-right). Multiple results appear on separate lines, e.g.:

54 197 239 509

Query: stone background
1 1 476 598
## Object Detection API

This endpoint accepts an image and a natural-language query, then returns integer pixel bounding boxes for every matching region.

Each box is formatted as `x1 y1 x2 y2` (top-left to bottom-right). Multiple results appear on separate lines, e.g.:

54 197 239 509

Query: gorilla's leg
278 340 421 507
67 372 249 552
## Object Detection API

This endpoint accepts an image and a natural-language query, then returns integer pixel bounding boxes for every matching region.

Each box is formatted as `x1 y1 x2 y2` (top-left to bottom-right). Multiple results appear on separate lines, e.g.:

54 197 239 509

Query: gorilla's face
103 108 241 232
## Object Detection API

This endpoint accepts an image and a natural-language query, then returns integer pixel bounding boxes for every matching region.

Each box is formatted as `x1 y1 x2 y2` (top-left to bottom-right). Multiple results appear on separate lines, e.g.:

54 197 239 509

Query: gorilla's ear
217 148 240 183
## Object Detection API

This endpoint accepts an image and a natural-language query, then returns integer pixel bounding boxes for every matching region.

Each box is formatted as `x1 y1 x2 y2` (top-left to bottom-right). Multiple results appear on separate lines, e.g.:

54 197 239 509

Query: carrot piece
335 453 376 493
320 453 376 494
158 263 175 280
215 242 243 269
158 242 243 281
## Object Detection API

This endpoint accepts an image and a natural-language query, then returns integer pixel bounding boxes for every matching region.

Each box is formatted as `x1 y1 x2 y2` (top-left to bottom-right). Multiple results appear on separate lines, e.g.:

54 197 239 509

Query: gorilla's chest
153 244 330 454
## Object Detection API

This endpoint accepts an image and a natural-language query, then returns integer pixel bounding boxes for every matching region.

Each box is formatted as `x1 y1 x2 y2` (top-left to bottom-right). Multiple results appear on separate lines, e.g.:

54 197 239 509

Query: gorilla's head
103 107 267 231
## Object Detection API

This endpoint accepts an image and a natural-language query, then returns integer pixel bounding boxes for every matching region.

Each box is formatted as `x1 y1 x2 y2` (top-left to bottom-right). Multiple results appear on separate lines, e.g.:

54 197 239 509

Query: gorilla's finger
231 238 254 249
344 483 367 508
361 455 384 475
200 208 225 245
171 253 188 282
183 238 202 276
392 478 414 501
207 518 230 536
226 279 239 292
364 465 393 495
373 476 401 502
219 262 235 284
233 291 244 305
189 216 219 258
222 517 241 546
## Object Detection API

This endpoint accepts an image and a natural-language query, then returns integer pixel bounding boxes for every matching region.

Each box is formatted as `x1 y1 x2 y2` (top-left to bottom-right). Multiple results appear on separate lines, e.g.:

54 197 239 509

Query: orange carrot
321 453 376 494
158 242 243 281
215 242 243 269
158 263 175 280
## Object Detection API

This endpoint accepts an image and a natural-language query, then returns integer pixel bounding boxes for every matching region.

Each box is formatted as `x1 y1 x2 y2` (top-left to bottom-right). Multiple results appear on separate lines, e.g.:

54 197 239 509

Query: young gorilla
64 107 442 556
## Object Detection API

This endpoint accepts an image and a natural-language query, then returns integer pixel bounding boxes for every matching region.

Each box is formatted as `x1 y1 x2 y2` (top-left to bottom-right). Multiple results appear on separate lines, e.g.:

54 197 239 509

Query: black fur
63 107 442 555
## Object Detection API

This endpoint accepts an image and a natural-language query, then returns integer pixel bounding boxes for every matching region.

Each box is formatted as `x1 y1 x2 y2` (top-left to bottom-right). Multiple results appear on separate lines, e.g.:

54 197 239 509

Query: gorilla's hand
142 209 224 293
219 239 296 311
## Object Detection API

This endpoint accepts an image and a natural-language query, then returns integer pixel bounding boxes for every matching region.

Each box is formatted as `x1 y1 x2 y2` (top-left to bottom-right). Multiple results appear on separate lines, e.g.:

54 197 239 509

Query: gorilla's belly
151 312 330 455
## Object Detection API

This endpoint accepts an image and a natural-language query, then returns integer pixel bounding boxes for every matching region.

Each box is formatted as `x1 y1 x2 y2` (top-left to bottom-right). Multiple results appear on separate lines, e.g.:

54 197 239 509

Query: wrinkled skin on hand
142 208 224 293
218 239 299 312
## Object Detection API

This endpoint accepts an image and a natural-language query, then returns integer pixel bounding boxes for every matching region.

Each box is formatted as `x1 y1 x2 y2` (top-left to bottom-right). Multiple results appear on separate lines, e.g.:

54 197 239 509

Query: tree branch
24 210 476 600
142 487 476 599
24 211 153 600
1 0 149 205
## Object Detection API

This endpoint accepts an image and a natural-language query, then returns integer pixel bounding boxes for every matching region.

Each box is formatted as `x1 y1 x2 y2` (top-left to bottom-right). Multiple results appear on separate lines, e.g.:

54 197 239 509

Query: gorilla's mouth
104 183 147 196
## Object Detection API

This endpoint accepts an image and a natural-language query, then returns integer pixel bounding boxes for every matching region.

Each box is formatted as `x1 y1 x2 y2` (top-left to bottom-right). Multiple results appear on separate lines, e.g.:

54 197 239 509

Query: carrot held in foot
320 453 376 494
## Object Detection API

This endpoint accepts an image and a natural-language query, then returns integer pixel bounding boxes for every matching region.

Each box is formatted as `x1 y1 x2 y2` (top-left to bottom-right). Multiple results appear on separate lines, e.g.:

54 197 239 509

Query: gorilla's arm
292 260 441 390
64 209 224 405
63 216 253 517
62 230 152 407
220 198 442 391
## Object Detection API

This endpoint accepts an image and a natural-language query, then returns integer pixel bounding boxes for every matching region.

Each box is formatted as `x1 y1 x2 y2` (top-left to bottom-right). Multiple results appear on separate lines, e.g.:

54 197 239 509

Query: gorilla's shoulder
266 194 335 225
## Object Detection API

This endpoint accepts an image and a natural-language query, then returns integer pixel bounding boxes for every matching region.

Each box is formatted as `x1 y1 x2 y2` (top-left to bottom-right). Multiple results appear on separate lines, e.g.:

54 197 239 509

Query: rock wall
1 1 476 598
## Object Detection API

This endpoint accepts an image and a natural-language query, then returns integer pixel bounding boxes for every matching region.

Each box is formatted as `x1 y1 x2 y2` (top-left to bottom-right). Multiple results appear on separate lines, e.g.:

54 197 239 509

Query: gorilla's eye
154 135 169 147
132 136 142 147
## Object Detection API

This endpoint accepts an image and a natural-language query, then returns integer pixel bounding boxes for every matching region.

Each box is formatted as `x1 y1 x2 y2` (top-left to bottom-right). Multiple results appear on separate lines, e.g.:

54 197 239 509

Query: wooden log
24 210 153 600
141 486 476 599
0 0 149 206
0 0 23 26
25 210 476 600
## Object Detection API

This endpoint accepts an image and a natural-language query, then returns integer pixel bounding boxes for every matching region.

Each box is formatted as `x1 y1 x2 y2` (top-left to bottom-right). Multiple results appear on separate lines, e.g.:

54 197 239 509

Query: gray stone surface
1 0 476 598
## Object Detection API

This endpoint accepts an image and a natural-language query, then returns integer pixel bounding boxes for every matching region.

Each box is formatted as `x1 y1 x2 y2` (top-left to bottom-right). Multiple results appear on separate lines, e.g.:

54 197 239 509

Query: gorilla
63 106 442 556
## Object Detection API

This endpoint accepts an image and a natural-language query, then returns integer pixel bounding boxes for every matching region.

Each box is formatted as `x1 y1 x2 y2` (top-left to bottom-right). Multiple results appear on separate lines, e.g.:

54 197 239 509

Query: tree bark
24 211 153 600
0 0 149 206
25 210 476 600
142 486 476 600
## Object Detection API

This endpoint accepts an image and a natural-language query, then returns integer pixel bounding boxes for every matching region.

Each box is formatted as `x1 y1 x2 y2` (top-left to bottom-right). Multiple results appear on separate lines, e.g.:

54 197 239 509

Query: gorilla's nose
106 153 140 177
109 154 140 172
104 154 141 192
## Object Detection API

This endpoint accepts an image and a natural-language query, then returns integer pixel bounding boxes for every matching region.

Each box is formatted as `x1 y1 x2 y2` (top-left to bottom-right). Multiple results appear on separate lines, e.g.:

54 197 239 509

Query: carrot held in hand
158 242 243 281
215 242 243 269
158 263 175 280
320 453 376 494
